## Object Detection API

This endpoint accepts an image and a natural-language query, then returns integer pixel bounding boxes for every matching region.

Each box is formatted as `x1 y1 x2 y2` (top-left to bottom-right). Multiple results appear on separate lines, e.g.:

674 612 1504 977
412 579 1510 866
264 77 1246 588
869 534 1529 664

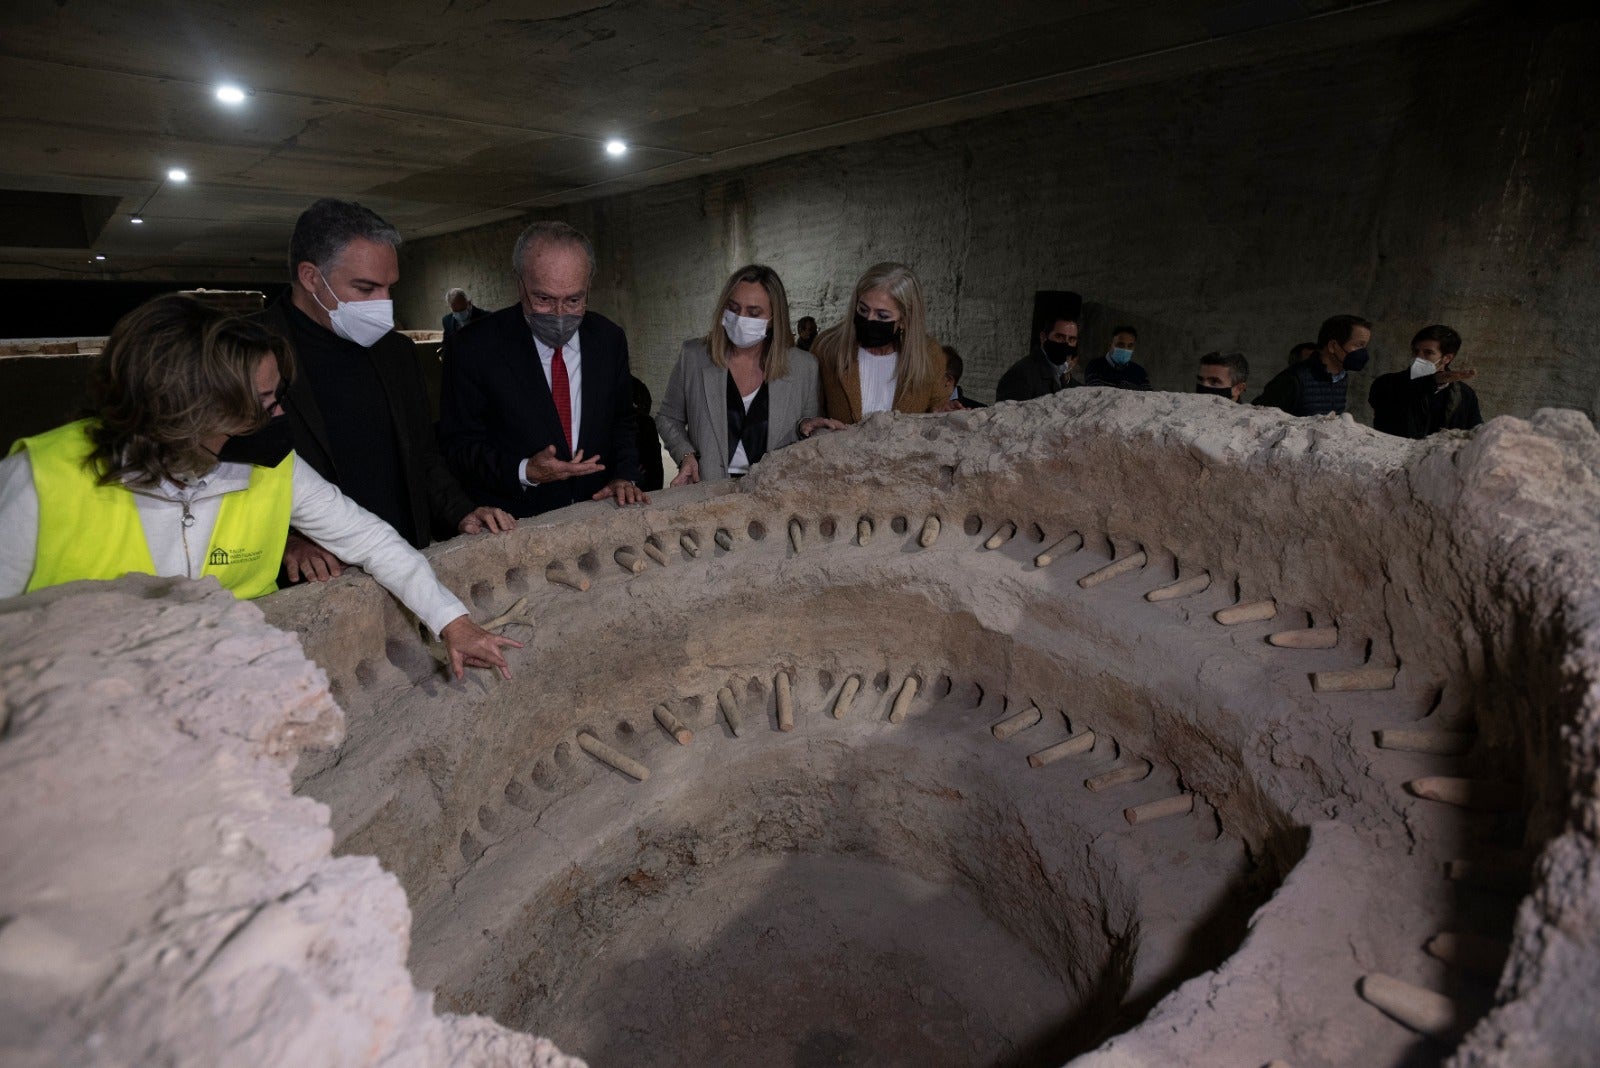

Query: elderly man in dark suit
440 220 646 518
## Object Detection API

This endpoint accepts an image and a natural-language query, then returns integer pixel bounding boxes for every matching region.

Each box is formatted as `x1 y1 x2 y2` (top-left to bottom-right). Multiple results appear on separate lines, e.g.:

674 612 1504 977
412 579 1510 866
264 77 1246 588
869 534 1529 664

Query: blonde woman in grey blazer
656 264 840 484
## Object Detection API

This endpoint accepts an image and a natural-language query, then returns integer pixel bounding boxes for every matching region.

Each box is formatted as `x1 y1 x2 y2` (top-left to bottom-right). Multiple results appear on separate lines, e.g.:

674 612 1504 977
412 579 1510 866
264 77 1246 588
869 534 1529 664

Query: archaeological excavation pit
5 390 1600 1068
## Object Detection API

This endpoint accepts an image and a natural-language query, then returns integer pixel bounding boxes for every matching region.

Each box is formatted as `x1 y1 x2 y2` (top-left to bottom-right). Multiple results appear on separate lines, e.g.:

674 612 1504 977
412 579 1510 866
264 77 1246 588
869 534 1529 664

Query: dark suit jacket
995 350 1080 402
256 299 476 548
439 306 643 517
441 304 489 345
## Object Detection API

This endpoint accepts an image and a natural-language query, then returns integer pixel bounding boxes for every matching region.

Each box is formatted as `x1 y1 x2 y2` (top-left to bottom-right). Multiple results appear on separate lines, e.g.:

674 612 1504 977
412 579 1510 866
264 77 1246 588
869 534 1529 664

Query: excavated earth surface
3 390 1600 1068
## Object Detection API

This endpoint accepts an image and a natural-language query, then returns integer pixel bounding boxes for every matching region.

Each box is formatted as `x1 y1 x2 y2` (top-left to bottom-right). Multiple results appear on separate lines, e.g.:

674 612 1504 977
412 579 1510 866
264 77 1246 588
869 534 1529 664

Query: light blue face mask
452 310 471 325
1109 346 1134 367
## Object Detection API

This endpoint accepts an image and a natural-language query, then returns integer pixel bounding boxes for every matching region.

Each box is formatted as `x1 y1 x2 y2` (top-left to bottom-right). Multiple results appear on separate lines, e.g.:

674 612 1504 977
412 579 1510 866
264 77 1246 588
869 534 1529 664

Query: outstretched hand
523 445 605 484
440 615 523 680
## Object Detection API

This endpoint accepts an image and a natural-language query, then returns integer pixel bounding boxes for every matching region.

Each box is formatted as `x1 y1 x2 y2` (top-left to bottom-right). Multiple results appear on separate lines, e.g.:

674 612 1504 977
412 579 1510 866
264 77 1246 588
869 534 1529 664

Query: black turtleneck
283 302 418 546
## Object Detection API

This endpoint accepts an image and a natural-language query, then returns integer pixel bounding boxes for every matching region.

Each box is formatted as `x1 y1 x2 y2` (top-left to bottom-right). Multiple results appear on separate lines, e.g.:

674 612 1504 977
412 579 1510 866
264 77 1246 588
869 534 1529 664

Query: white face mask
721 308 769 349
1409 356 1438 380
315 272 394 348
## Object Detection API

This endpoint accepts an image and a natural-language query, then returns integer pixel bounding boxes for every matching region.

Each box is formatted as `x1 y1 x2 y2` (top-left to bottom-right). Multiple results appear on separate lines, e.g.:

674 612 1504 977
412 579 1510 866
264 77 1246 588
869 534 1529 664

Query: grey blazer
655 338 820 482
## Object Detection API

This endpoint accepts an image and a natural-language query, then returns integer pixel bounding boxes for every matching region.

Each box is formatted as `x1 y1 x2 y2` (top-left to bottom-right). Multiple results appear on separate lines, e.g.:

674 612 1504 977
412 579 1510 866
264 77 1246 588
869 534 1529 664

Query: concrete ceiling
0 0 1487 279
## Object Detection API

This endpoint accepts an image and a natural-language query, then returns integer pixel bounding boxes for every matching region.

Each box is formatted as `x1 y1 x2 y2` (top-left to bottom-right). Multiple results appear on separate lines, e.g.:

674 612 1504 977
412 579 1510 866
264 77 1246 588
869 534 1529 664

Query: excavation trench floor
532 853 1086 1068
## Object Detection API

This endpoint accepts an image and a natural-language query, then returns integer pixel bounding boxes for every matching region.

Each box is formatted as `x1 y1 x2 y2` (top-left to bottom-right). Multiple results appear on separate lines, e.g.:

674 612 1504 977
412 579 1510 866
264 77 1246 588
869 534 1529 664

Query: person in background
656 264 826 484
995 291 1082 402
0 295 517 680
1253 314 1372 416
1368 324 1483 438
812 262 951 422
1288 341 1318 366
1083 325 1151 390
439 220 646 517
942 347 986 408
630 376 666 491
795 316 819 352
1196 351 1250 402
441 287 489 356
259 198 513 586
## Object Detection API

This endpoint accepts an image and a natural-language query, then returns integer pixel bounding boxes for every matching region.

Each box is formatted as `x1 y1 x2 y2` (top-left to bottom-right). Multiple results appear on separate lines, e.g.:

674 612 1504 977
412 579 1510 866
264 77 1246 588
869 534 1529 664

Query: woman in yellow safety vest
0 294 518 680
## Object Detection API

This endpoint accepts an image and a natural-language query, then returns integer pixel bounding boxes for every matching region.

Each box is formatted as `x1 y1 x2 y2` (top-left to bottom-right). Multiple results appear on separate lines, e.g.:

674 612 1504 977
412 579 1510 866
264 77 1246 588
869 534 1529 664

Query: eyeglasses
526 291 587 314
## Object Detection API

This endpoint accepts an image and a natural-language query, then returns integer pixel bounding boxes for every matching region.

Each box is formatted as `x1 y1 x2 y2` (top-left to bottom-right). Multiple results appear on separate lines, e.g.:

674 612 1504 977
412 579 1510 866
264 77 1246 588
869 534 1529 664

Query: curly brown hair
87 295 293 487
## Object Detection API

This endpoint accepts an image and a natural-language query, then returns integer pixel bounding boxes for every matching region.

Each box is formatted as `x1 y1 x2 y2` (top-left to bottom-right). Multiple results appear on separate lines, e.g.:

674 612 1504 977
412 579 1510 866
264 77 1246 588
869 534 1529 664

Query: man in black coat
441 287 490 358
439 221 646 518
259 198 512 583
996 290 1083 403
1368 324 1484 438
1254 313 1373 416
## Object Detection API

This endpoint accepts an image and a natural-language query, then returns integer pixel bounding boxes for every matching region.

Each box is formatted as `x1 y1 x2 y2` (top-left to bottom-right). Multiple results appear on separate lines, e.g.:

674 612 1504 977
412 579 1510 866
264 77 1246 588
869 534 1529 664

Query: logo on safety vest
208 547 264 566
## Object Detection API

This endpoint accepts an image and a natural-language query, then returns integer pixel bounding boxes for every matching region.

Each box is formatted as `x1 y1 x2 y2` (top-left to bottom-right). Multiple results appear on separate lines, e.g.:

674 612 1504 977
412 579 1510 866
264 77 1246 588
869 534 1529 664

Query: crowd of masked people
0 197 1484 657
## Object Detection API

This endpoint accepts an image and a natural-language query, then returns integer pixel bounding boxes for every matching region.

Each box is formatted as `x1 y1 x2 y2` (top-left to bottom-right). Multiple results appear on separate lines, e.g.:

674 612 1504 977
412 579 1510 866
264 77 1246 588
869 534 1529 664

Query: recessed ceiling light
604 139 627 157
167 168 188 183
215 84 248 105
130 216 144 225
94 254 106 261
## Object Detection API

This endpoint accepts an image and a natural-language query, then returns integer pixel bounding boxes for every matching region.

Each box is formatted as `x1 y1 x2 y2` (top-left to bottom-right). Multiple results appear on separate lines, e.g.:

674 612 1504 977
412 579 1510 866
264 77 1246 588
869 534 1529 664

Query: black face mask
853 313 900 349
1196 384 1235 399
1341 346 1370 373
215 414 294 468
1041 340 1078 365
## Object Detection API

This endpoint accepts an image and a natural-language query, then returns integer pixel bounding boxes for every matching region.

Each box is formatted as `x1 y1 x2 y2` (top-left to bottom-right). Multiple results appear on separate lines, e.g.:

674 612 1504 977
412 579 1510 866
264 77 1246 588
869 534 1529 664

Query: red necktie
550 346 573 453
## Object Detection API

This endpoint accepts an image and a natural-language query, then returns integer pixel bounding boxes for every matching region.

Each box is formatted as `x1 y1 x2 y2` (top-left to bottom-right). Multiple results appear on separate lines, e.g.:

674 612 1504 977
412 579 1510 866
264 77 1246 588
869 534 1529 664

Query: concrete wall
398 12 1600 424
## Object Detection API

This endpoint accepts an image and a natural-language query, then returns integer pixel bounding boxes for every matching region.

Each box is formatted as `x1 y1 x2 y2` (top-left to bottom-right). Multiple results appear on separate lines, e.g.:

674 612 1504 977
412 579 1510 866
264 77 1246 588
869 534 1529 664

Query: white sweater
0 451 469 636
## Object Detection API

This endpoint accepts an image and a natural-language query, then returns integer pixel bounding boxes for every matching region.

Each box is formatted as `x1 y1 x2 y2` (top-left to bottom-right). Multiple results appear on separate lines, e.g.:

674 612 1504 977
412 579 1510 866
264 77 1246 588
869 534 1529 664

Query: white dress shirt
858 348 899 415
0 451 469 637
726 387 761 476
520 331 583 486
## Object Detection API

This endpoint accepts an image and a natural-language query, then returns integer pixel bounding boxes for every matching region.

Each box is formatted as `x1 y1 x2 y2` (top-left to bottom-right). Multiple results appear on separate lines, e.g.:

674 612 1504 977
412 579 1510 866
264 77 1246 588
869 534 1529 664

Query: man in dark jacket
439 220 646 518
941 348 987 409
259 199 512 583
1254 313 1372 416
996 290 1083 402
1368 324 1483 438
1083 325 1151 390
441 288 490 358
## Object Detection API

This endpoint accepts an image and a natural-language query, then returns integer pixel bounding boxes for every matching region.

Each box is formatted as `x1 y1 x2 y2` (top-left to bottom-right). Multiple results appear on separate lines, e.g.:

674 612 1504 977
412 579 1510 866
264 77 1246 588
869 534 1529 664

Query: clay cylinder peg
546 565 590 592
775 672 794 732
481 596 530 631
1358 973 1461 1038
1268 626 1339 649
1214 599 1276 625
1028 731 1096 768
1406 776 1520 812
1085 760 1152 792
1078 550 1148 589
614 547 645 574
1425 932 1510 980
888 676 919 724
1311 665 1396 692
919 515 941 547
857 517 875 545
832 675 861 720
642 541 670 567
716 686 743 736
788 519 804 553
714 528 734 551
1124 793 1193 825
992 706 1042 741
1034 533 1083 568
680 532 701 558
577 732 650 782
1145 572 1210 602
984 522 1017 550
653 704 693 745
1375 729 1476 755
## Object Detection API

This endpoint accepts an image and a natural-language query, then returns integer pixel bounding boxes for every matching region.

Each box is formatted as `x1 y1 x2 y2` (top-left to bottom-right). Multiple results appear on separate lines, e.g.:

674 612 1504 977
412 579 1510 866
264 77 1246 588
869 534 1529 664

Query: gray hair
446 287 468 302
1200 351 1251 385
511 220 596 280
288 198 401 273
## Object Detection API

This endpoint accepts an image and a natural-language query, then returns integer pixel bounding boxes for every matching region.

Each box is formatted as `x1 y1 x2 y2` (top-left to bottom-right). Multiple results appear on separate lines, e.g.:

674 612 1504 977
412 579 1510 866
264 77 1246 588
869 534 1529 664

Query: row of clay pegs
1356 714 1519 1039
989 701 1193 827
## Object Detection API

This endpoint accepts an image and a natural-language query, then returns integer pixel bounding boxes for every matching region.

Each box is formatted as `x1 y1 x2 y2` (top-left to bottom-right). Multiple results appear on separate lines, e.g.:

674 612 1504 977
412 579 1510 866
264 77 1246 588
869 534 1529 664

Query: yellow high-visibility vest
11 419 293 599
